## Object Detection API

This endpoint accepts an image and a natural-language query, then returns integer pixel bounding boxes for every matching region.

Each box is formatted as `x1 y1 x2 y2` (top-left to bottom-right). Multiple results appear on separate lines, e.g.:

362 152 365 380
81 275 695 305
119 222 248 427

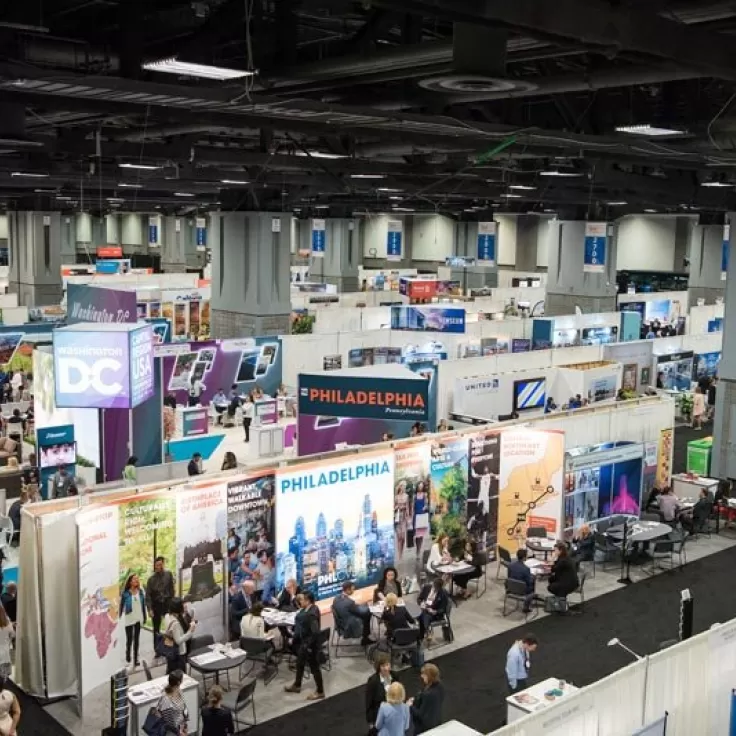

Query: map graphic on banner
497 430 564 549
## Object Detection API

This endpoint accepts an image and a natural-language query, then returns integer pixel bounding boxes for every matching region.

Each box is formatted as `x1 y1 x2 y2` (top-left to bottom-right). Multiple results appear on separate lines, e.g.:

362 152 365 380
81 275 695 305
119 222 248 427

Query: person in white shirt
426 533 452 573
470 464 498 514
188 377 203 407
9 372 22 402
242 397 255 443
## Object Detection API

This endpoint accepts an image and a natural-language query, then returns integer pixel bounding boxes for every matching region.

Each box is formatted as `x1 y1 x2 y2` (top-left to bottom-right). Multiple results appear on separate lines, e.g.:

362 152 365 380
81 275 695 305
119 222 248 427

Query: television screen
40 442 77 469
513 378 546 411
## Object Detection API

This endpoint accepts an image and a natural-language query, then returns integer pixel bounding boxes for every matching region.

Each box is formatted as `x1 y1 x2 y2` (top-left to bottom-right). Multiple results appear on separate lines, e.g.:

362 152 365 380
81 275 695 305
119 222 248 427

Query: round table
188 645 248 688
525 538 556 560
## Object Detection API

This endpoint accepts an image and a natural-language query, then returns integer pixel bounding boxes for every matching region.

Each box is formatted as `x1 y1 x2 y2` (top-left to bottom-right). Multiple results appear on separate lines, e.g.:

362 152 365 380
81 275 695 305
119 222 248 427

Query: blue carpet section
165 433 225 462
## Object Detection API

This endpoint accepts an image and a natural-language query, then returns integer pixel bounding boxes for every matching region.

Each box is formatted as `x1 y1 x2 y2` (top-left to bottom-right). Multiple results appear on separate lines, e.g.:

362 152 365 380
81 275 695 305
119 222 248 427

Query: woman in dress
394 481 410 562
0 675 20 736
118 574 146 667
413 480 430 561
692 386 706 430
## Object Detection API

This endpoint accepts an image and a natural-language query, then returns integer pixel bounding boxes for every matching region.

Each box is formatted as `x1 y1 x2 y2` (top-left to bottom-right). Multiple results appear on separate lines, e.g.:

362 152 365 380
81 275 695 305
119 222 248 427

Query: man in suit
229 580 255 638
332 581 374 646
507 548 535 613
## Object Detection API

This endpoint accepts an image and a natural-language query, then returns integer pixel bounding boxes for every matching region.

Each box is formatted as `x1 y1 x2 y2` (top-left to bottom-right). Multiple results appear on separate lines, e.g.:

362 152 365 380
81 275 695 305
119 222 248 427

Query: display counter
671 473 719 500
421 721 481 735
128 673 200 735
506 677 579 724
253 424 285 458
174 406 209 438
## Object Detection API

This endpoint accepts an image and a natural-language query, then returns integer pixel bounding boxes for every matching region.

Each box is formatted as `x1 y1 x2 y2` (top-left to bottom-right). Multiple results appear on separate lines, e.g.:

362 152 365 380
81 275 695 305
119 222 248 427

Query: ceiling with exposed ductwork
1 0 736 220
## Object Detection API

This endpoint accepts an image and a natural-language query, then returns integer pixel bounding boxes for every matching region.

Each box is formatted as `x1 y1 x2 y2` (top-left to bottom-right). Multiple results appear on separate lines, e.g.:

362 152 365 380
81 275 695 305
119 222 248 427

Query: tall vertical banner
311 218 326 258
477 221 497 264
275 451 395 604
468 431 501 556
497 430 564 550
148 215 160 247
656 428 674 488
429 436 469 547
386 219 403 262
196 217 207 251
583 222 607 273
722 223 730 281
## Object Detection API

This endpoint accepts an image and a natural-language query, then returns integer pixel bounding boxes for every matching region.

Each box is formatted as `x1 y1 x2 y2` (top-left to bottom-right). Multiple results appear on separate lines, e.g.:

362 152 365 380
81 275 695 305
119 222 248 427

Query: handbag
154 622 178 660
544 595 568 613
142 705 167 736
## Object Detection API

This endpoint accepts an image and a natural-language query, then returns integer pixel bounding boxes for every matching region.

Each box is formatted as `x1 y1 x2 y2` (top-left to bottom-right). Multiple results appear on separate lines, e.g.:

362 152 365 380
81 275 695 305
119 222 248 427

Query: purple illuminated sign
130 325 154 407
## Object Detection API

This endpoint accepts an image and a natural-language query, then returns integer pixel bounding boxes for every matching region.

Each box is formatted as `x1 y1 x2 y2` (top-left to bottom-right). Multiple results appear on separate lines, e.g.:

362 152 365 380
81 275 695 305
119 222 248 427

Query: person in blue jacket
119 574 147 667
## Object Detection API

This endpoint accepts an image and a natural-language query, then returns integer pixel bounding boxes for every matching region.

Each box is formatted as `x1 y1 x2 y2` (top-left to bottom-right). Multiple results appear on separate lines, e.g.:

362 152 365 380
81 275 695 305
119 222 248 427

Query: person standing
242 396 254 443
51 464 73 499
119 574 146 667
692 386 706 430
0 607 13 679
10 371 22 402
505 634 538 693
201 685 235 736
187 453 203 477
163 598 197 674
122 456 138 485
188 376 203 407
365 654 398 735
376 682 411 736
285 591 325 700
157 670 189 735
146 556 175 647
409 664 444 734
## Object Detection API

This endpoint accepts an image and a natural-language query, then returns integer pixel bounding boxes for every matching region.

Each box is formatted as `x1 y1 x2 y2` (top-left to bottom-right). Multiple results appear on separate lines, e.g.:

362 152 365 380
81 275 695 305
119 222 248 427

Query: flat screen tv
513 378 546 412
39 442 77 469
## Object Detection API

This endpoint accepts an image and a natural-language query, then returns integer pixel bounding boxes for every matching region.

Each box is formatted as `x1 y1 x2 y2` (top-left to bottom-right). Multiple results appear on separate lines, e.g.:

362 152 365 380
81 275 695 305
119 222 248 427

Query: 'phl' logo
58 357 123 396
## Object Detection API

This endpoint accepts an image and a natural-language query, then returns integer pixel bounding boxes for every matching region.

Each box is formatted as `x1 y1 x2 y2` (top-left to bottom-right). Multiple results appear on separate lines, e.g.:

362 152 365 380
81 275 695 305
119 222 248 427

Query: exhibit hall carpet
25 426 722 736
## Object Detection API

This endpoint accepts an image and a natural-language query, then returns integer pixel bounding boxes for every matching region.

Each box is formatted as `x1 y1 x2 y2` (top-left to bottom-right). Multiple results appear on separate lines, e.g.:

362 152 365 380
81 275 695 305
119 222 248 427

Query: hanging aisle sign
583 222 607 273
148 215 160 247
311 218 326 257
477 221 497 264
386 219 403 261
722 224 730 281
195 217 207 251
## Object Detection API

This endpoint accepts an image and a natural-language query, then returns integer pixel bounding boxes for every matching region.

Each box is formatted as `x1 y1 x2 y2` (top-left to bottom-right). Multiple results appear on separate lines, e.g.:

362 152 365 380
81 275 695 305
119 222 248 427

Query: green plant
678 392 693 420
291 313 315 334
76 455 95 468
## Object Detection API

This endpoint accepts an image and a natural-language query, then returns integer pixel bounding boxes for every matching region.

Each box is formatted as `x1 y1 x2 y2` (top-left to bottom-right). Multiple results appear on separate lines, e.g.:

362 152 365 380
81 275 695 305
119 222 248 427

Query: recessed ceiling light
294 151 348 160
509 184 536 191
644 208 657 213
501 193 522 198
539 169 582 177
606 201 628 206
220 179 249 185
616 124 687 136
143 58 255 80
56 195 72 201
11 171 48 178
350 174 385 179
119 162 162 171
118 182 143 188
701 181 732 188
174 192 195 197
392 206 415 212
33 188 55 193
107 197 125 203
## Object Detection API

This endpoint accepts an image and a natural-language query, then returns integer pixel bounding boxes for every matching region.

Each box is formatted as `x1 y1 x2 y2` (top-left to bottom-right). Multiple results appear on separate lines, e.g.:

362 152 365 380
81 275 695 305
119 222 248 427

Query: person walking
119 574 146 667
505 634 538 693
376 682 411 736
242 396 254 443
692 385 706 430
284 592 325 700
146 556 175 648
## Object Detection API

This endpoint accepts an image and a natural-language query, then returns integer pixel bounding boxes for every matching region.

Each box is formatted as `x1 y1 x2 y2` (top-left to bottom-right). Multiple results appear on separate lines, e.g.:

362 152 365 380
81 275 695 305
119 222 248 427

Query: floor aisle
252 544 736 736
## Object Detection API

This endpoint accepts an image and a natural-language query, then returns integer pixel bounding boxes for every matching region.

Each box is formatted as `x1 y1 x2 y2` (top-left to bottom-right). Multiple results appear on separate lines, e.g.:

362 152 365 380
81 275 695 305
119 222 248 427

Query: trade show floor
40 531 736 736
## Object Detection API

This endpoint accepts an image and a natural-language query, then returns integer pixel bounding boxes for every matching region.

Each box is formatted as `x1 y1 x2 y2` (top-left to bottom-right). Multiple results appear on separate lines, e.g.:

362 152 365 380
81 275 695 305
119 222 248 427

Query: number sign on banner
386 220 403 261
583 222 607 273
311 218 326 257
722 224 730 281
477 221 497 264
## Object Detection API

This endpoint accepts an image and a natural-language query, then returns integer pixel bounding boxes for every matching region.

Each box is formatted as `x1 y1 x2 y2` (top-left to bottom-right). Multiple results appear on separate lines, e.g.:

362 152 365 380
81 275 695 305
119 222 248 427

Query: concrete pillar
711 212 736 478
306 217 360 291
105 213 120 245
59 215 76 262
161 215 187 272
545 220 618 316
7 211 64 305
515 215 540 272
688 221 726 305
121 213 145 254
210 211 291 337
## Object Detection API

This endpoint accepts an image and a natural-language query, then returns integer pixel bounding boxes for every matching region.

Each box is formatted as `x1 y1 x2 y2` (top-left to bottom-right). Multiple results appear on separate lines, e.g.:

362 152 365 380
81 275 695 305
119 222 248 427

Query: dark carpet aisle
255 543 736 736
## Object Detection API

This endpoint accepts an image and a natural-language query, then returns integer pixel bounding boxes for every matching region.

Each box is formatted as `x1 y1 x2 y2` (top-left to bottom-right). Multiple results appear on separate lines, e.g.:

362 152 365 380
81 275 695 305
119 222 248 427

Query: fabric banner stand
723 224 730 282
583 222 607 274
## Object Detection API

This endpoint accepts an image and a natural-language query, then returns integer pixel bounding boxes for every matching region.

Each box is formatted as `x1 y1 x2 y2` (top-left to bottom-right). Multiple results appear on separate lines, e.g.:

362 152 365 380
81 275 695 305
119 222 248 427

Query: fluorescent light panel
701 181 732 188
606 201 628 206
540 170 582 177
616 124 686 136
509 184 536 190
350 174 385 179
294 151 347 159
119 162 162 171
174 192 195 197
11 171 48 178
377 187 402 192
143 58 255 80
220 179 249 185
118 182 142 188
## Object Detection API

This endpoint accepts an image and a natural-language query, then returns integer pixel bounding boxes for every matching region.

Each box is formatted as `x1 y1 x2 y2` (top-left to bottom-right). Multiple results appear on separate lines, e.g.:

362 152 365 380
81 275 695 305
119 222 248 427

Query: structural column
306 217 360 291
687 220 725 305
544 220 618 316
7 211 63 306
210 211 291 337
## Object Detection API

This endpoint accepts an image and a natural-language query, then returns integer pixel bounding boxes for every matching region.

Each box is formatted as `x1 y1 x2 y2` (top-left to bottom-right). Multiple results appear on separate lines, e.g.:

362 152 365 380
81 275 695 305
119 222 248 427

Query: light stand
679 589 693 641
618 518 633 585
607 637 643 660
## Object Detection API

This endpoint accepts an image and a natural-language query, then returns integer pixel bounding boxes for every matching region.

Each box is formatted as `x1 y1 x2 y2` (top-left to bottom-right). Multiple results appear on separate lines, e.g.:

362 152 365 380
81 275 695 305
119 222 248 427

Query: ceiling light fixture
314 204 329 209
350 174 385 179
33 188 54 193
119 162 162 171
294 151 348 160
501 193 522 198
701 180 732 188
509 184 536 191
143 58 255 80
377 187 402 193
11 171 48 178
174 192 195 197
606 201 628 206
55 195 72 201
118 182 143 188
220 179 249 185
107 197 125 203
392 206 415 212
644 208 657 213
539 169 582 177
615 124 687 137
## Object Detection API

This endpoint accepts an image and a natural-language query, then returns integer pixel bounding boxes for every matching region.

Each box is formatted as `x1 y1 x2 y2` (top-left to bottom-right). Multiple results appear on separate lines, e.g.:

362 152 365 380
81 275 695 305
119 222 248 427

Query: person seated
417 578 449 640
657 486 682 524
374 566 402 603
544 396 557 414
1 583 16 623
333 581 374 646
680 488 713 535
547 542 579 599
276 579 301 610
644 485 662 512
7 409 24 433
451 539 483 599
572 525 595 562
507 548 535 613
212 389 228 424
8 492 26 544
426 533 452 573
381 593 416 641
229 580 255 639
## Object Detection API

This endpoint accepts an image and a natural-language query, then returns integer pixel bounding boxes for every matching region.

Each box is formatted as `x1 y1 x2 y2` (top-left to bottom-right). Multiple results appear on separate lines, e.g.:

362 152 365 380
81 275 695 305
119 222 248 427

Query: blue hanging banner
583 222 607 273
195 216 207 251
477 221 497 264
387 219 403 261
148 215 159 247
722 223 730 281
311 218 326 257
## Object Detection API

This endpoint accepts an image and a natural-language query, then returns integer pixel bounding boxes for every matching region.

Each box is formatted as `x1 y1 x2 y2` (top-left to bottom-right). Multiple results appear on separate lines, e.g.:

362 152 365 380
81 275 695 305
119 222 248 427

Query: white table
671 474 718 500
261 608 297 627
128 673 200 735
506 677 579 724
525 558 547 577
421 720 482 735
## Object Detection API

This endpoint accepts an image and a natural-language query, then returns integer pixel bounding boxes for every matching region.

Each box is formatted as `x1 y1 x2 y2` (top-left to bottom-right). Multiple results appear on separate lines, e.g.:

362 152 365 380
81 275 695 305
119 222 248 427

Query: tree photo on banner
430 435 470 550
276 452 395 605
498 430 565 549
393 442 432 582
468 432 501 559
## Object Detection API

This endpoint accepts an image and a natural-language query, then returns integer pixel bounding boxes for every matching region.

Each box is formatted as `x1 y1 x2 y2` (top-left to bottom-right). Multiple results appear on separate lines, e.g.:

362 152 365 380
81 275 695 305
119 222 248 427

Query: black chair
670 529 688 568
330 606 365 658
496 546 512 579
388 627 422 669
239 636 278 685
187 633 217 687
427 599 454 647
470 551 488 598
570 571 587 610
503 578 535 619
221 679 257 731
594 532 621 572
418 549 433 587
317 627 332 672
646 538 675 574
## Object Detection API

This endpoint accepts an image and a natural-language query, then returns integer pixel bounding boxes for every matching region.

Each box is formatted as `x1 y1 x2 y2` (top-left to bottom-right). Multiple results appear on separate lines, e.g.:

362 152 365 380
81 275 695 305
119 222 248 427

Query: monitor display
581 326 618 345
40 442 77 469
513 378 546 412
